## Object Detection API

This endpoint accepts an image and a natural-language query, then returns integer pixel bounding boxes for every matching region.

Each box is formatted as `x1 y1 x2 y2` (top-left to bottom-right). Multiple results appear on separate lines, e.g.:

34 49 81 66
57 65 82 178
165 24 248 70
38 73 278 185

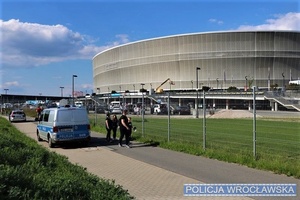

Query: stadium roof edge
92 30 300 59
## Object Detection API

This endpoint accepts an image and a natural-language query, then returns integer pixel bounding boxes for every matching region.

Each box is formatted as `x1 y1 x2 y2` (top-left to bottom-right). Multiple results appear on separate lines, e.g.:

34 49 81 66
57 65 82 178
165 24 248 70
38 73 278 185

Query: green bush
227 86 239 92
0 117 134 200
286 83 300 90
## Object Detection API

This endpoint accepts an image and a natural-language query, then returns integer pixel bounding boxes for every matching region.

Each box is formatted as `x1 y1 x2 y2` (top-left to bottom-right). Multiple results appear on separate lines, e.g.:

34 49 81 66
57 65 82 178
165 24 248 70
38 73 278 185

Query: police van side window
48 111 55 122
43 110 50 122
40 113 44 121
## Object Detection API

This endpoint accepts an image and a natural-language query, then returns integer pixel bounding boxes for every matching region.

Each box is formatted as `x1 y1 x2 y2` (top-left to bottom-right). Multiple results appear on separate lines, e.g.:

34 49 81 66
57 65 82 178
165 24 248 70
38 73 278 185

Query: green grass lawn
90 114 300 178
19 109 299 178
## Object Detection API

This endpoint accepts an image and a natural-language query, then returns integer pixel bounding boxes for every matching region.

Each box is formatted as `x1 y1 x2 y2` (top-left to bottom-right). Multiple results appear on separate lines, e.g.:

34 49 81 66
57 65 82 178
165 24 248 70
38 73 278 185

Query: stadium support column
275 102 278 111
270 101 274 111
226 99 229 110
270 101 278 111
248 101 251 111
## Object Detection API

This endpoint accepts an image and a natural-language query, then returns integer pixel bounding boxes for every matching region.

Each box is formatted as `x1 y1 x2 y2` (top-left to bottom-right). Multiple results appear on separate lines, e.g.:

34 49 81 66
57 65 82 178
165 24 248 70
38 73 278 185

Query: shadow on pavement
57 136 157 149
90 137 158 148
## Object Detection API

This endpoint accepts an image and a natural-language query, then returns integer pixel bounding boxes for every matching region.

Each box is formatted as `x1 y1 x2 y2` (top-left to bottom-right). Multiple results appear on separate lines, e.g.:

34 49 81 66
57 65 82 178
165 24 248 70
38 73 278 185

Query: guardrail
264 91 300 111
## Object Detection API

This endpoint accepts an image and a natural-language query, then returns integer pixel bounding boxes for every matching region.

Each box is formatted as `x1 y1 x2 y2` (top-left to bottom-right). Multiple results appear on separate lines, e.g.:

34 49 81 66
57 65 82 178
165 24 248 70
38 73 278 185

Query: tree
270 84 278 91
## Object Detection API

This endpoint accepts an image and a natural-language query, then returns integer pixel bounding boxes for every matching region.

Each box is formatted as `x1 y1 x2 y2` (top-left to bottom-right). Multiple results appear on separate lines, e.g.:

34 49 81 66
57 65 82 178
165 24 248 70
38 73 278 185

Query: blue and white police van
36 106 91 148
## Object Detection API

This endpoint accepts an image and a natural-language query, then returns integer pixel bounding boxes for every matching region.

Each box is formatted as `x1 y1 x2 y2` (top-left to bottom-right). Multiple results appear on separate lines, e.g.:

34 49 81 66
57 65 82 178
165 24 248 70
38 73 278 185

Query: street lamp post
131 85 135 104
119 86 121 102
196 67 201 118
216 78 219 90
72 75 77 105
168 81 173 142
245 76 248 92
2 89 8 114
4 89 9 110
94 88 100 127
191 80 193 90
268 67 270 91
282 73 285 93
107 87 110 105
60 87 64 97
141 83 145 137
96 87 100 104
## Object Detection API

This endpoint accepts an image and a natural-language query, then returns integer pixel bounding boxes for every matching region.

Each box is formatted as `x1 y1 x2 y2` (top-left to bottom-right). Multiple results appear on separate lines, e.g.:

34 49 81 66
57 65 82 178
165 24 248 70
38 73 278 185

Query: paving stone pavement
9 118 296 200
53 146 253 200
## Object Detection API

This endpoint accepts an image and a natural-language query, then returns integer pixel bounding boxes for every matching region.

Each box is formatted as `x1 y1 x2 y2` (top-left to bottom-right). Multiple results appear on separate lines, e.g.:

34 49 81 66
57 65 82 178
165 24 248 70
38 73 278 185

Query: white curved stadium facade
93 31 300 94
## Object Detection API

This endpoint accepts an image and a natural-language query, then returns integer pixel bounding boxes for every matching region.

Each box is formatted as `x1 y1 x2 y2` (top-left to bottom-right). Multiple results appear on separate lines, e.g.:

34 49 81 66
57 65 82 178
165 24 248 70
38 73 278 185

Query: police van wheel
37 130 42 141
48 137 54 148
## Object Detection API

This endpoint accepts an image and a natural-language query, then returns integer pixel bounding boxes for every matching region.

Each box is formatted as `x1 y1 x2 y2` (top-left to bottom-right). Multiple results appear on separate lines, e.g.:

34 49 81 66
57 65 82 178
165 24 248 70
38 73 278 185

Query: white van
289 80 300 85
110 101 122 108
36 106 91 148
75 101 84 107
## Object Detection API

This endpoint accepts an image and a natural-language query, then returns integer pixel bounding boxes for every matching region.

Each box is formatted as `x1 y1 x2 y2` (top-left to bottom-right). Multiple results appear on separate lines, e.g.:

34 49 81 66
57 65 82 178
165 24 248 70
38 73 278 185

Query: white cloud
3 81 20 87
0 19 130 68
116 34 130 43
209 18 224 25
81 84 93 89
238 12 300 31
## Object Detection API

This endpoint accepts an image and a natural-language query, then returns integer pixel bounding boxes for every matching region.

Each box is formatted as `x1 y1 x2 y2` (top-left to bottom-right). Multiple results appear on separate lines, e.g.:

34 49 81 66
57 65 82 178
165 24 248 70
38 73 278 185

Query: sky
1 0 300 97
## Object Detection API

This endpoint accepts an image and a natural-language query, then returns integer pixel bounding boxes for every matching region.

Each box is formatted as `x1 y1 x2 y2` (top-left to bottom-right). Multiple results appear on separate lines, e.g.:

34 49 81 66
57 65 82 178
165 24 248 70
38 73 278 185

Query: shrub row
0 117 134 200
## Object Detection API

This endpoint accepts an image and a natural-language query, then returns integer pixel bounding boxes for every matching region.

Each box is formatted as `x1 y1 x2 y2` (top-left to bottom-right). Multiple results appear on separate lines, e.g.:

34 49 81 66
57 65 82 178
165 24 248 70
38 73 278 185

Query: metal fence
130 87 299 162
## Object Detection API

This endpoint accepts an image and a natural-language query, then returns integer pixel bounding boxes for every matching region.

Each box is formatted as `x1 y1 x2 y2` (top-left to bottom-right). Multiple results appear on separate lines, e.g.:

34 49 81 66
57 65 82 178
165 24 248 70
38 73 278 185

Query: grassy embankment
0 116 134 200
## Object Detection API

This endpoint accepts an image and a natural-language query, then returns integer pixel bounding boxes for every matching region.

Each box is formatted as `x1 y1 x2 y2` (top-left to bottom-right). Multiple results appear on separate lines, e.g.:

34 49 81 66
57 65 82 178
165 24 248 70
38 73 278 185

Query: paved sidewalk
52 145 254 200
9 119 299 200
11 120 254 200
62 146 199 200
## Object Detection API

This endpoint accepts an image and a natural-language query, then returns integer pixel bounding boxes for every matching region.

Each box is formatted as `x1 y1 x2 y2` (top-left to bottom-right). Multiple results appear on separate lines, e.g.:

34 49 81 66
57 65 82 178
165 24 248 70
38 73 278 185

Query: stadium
92 30 300 111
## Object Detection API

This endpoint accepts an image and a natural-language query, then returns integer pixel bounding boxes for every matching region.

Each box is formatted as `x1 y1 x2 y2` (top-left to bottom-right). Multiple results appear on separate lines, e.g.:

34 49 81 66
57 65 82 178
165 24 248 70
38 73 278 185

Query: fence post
142 91 145 137
167 91 170 142
253 86 257 159
94 98 97 126
203 90 206 150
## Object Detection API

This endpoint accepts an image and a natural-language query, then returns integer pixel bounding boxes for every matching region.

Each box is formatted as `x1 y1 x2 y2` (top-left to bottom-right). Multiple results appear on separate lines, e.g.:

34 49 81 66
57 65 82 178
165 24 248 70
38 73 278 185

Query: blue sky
1 0 299 97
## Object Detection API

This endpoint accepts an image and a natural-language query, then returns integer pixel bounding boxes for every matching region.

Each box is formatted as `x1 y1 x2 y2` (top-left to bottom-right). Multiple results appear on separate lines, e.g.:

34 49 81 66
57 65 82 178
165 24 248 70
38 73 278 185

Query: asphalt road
8 116 300 200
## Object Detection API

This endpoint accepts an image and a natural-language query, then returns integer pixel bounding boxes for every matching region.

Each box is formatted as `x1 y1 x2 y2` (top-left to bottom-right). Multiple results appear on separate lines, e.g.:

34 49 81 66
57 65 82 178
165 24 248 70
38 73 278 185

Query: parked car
75 101 84 107
110 106 122 114
151 103 168 115
9 110 26 122
173 106 191 115
96 104 109 113
124 104 134 114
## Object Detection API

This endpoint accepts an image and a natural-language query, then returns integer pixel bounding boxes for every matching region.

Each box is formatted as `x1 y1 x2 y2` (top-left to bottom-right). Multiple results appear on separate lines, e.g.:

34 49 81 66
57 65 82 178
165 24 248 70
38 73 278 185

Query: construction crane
155 78 174 93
